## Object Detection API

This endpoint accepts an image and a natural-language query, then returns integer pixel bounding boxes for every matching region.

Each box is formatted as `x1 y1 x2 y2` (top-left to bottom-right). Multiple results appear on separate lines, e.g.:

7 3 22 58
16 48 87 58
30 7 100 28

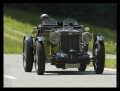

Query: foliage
4 3 117 30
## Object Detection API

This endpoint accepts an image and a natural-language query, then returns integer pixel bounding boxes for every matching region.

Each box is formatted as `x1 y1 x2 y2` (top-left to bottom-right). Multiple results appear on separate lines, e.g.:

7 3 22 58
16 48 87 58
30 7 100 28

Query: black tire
78 63 87 71
23 40 34 72
93 41 105 74
35 40 45 75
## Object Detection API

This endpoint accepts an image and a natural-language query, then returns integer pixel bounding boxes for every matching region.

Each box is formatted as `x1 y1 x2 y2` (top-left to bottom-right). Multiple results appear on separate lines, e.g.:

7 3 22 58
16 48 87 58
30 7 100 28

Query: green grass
88 58 116 69
4 36 22 54
4 6 116 55
4 15 34 35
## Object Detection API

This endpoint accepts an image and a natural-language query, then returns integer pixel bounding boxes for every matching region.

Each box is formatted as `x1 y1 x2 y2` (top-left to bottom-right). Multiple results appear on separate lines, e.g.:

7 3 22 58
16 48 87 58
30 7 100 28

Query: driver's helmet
40 14 49 24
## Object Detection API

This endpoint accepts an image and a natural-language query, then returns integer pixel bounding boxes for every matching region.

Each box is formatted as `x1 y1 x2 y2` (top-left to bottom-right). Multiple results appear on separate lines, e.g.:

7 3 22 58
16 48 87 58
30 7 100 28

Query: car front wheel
93 41 105 74
34 40 45 75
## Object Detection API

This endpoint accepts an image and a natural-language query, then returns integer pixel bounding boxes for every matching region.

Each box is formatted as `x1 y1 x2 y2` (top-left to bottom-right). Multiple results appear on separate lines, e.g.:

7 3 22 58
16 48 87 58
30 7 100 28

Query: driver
31 14 49 34
41 14 49 24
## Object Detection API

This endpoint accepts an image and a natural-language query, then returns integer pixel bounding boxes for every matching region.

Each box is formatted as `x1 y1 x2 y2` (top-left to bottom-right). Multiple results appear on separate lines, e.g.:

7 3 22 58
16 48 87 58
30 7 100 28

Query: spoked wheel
78 63 87 71
93 41 105 74
34 40 45 75
23 39 34 72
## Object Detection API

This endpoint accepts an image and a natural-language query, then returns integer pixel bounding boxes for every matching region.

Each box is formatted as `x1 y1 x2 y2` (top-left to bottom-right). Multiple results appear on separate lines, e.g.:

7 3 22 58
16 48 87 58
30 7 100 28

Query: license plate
65 64 80 68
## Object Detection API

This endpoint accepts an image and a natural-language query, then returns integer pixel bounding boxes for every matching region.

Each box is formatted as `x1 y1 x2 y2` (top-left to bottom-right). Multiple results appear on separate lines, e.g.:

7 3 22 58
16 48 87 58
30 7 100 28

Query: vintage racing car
22 18 105 75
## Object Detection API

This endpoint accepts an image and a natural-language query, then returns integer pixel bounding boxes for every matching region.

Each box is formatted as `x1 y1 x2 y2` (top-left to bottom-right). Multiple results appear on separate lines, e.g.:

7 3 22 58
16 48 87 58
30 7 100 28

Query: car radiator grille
60 34 79 53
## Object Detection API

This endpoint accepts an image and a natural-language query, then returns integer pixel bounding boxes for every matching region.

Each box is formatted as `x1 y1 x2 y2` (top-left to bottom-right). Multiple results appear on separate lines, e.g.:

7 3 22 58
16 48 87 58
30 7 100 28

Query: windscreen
43 18 57 25
63 18 78 26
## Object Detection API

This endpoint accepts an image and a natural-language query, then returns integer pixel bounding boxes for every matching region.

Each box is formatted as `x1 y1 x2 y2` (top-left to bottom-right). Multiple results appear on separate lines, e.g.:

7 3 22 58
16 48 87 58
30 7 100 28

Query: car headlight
82 32 92 44
49 32 60 44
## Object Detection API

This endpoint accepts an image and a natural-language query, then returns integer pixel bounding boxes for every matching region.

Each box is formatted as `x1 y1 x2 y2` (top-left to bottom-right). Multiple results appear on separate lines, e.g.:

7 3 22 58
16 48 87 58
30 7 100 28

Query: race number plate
65 64 80 68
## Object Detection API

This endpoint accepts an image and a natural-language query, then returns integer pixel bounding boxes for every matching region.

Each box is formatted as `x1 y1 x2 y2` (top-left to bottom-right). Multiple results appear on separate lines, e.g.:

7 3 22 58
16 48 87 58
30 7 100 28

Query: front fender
36 36 45 42
92 35 104 53
23 35 33 52
96 35 104 41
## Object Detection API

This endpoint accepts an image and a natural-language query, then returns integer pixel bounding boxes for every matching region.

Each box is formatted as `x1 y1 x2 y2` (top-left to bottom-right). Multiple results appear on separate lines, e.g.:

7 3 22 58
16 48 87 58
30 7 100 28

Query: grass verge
88 58 116 69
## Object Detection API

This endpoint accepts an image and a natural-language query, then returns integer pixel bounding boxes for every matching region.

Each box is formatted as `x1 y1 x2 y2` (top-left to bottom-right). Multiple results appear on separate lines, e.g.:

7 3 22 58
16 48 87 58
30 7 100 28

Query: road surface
3 54 117 87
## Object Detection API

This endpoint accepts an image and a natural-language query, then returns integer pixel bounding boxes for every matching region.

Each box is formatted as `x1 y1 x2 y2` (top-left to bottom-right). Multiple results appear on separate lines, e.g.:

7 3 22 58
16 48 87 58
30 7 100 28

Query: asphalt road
3 54 117 88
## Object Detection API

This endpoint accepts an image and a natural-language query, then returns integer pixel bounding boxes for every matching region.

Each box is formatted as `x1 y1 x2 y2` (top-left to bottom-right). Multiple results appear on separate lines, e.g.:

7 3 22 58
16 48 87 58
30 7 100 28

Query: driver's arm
31 24 41 34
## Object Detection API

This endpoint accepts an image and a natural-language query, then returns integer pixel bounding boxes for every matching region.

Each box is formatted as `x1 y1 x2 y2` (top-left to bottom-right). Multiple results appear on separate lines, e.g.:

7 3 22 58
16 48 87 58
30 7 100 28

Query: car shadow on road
45 71 116 75
31 70 116 75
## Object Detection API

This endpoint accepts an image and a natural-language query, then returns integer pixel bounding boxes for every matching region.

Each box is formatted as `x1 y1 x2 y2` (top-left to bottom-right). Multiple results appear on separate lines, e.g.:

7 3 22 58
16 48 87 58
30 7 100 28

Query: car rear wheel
93 41 105 74
35 40 45 75
23 39 34 72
